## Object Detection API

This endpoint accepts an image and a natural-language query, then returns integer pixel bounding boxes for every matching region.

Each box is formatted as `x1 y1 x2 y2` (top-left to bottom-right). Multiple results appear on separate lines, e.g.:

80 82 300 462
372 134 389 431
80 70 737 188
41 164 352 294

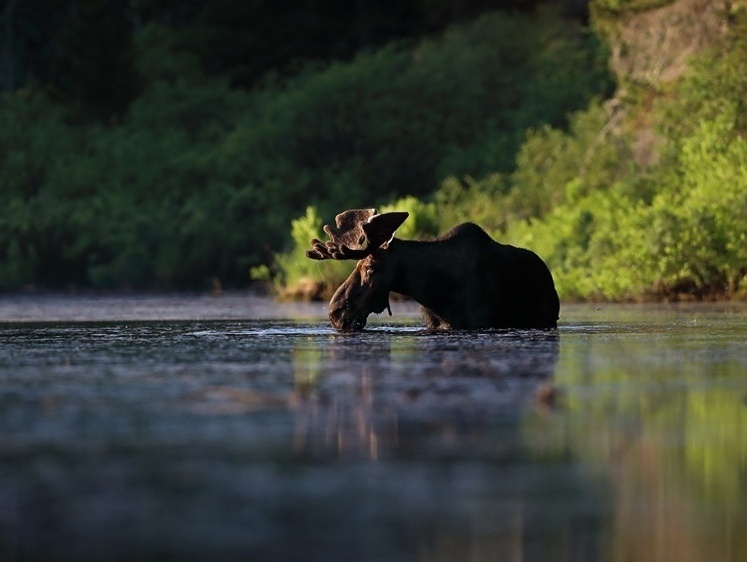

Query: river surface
0 294 745 561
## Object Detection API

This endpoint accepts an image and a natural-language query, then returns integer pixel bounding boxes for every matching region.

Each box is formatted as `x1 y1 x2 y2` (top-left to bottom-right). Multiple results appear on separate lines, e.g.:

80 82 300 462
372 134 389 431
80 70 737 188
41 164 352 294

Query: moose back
307 209 560 331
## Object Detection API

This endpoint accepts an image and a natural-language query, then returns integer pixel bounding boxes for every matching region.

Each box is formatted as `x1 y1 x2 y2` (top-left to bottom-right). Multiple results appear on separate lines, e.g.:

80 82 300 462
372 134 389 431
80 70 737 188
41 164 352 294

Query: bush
438 14 747 303
269 206 354 300
1 8 613 292
642 111 747 297
434 174 509 233
503 79 747 300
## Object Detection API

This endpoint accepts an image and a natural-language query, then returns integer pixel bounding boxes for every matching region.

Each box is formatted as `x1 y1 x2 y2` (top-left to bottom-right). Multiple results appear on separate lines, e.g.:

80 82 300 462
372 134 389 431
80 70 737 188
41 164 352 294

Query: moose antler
306 209 409 261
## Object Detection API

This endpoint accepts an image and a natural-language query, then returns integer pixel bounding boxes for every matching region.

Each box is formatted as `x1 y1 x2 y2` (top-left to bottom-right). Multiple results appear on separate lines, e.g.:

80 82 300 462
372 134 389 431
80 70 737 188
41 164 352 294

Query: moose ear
362 211 409 249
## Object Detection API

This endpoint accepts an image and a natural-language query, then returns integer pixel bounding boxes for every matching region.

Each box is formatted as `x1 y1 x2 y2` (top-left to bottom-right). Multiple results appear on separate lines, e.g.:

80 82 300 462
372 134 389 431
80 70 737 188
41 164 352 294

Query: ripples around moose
0 295 746 561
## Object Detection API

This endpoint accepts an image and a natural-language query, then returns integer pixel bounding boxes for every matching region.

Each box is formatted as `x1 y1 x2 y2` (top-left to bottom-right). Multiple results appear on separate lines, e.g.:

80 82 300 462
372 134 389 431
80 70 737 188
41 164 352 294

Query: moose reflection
291 329 560 459
288 328 584 562
307 209 560 331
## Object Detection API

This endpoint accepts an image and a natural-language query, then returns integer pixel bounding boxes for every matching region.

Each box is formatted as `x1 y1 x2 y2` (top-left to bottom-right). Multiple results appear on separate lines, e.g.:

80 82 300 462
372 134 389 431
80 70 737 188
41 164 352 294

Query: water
0 295 745 561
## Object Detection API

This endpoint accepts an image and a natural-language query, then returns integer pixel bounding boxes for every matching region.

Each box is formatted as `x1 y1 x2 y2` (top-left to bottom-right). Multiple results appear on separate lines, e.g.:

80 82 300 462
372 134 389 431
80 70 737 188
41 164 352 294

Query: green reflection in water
524 306 747 562
293 345 325 391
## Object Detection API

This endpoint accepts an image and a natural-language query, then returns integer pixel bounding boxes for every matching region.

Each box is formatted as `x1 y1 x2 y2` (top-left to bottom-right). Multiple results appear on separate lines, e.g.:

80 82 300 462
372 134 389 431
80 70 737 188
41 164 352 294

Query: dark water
0 295 746 561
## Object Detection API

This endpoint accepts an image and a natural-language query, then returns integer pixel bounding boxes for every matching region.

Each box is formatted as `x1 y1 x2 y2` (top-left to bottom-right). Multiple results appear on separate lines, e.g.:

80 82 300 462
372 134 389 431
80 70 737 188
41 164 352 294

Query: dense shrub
215 7 611 208
0 8 610 292
503 35 747 300
380 14 747 303
275 81 747 302
0 78 260 290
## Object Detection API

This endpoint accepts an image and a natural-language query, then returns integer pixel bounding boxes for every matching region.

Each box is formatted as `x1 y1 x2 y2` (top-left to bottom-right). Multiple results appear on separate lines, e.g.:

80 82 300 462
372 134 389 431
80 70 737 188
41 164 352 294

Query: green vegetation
521 318 747 561
0 6 609 291
277 0 747 301
502 19 747 301
2 0 746 300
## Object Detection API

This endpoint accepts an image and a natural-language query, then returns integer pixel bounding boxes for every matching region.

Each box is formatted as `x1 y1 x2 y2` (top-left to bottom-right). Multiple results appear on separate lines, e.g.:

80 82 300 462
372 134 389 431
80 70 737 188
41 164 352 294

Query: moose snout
329 305 366 332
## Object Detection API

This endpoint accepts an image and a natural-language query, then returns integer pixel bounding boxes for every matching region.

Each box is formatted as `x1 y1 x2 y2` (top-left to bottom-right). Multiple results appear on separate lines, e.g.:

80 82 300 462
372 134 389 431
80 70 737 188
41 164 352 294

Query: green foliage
501 34 747 300
1 8 610 292
642 111 747 296
380 196 440 241
0 79 262 290
434 174 509 233
503 113 747 301
13 0 745 302
426 9 747 303
215 7 611 210
0 92 81 289
273 23 747 303
272 206 353 295
508 100 638 220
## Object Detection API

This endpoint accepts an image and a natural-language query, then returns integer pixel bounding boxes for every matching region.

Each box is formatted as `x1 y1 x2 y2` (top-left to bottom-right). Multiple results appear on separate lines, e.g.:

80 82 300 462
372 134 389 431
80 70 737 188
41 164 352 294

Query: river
0 294 745 561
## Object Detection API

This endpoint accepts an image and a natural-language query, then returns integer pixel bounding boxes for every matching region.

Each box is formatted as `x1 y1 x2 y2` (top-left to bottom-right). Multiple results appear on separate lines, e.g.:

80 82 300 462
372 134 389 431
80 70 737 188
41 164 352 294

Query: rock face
590 0 730 166
593 0 727 88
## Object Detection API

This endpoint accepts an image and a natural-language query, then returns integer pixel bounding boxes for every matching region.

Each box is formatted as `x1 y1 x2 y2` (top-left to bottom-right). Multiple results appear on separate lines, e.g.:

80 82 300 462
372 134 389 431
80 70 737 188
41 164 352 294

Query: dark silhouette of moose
307 209 560 331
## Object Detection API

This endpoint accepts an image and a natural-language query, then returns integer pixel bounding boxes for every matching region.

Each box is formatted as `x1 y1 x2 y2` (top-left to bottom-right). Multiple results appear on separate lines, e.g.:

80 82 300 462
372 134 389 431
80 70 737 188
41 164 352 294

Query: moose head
306 209 409 331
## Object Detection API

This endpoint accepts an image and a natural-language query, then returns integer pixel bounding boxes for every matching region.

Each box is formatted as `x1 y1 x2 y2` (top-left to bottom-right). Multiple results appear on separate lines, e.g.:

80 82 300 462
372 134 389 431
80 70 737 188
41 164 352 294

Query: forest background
1 0 746 300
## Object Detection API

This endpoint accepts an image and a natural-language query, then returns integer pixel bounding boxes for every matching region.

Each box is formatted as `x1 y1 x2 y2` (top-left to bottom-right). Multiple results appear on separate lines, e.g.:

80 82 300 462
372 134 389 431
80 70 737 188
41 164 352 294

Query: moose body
308 210 559 331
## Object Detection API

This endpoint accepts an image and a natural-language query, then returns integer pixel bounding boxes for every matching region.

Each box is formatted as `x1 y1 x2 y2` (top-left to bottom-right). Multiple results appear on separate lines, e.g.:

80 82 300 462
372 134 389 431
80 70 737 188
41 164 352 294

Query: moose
306 209 560 331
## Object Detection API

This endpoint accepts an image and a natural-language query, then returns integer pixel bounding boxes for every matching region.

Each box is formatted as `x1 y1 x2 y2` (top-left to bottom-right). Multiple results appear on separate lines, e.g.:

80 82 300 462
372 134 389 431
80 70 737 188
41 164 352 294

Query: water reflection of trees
522 332 747 562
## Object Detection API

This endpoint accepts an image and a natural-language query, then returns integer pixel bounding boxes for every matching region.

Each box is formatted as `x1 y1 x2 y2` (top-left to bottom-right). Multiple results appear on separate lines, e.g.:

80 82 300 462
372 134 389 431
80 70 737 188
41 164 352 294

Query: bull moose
307 209 560 331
